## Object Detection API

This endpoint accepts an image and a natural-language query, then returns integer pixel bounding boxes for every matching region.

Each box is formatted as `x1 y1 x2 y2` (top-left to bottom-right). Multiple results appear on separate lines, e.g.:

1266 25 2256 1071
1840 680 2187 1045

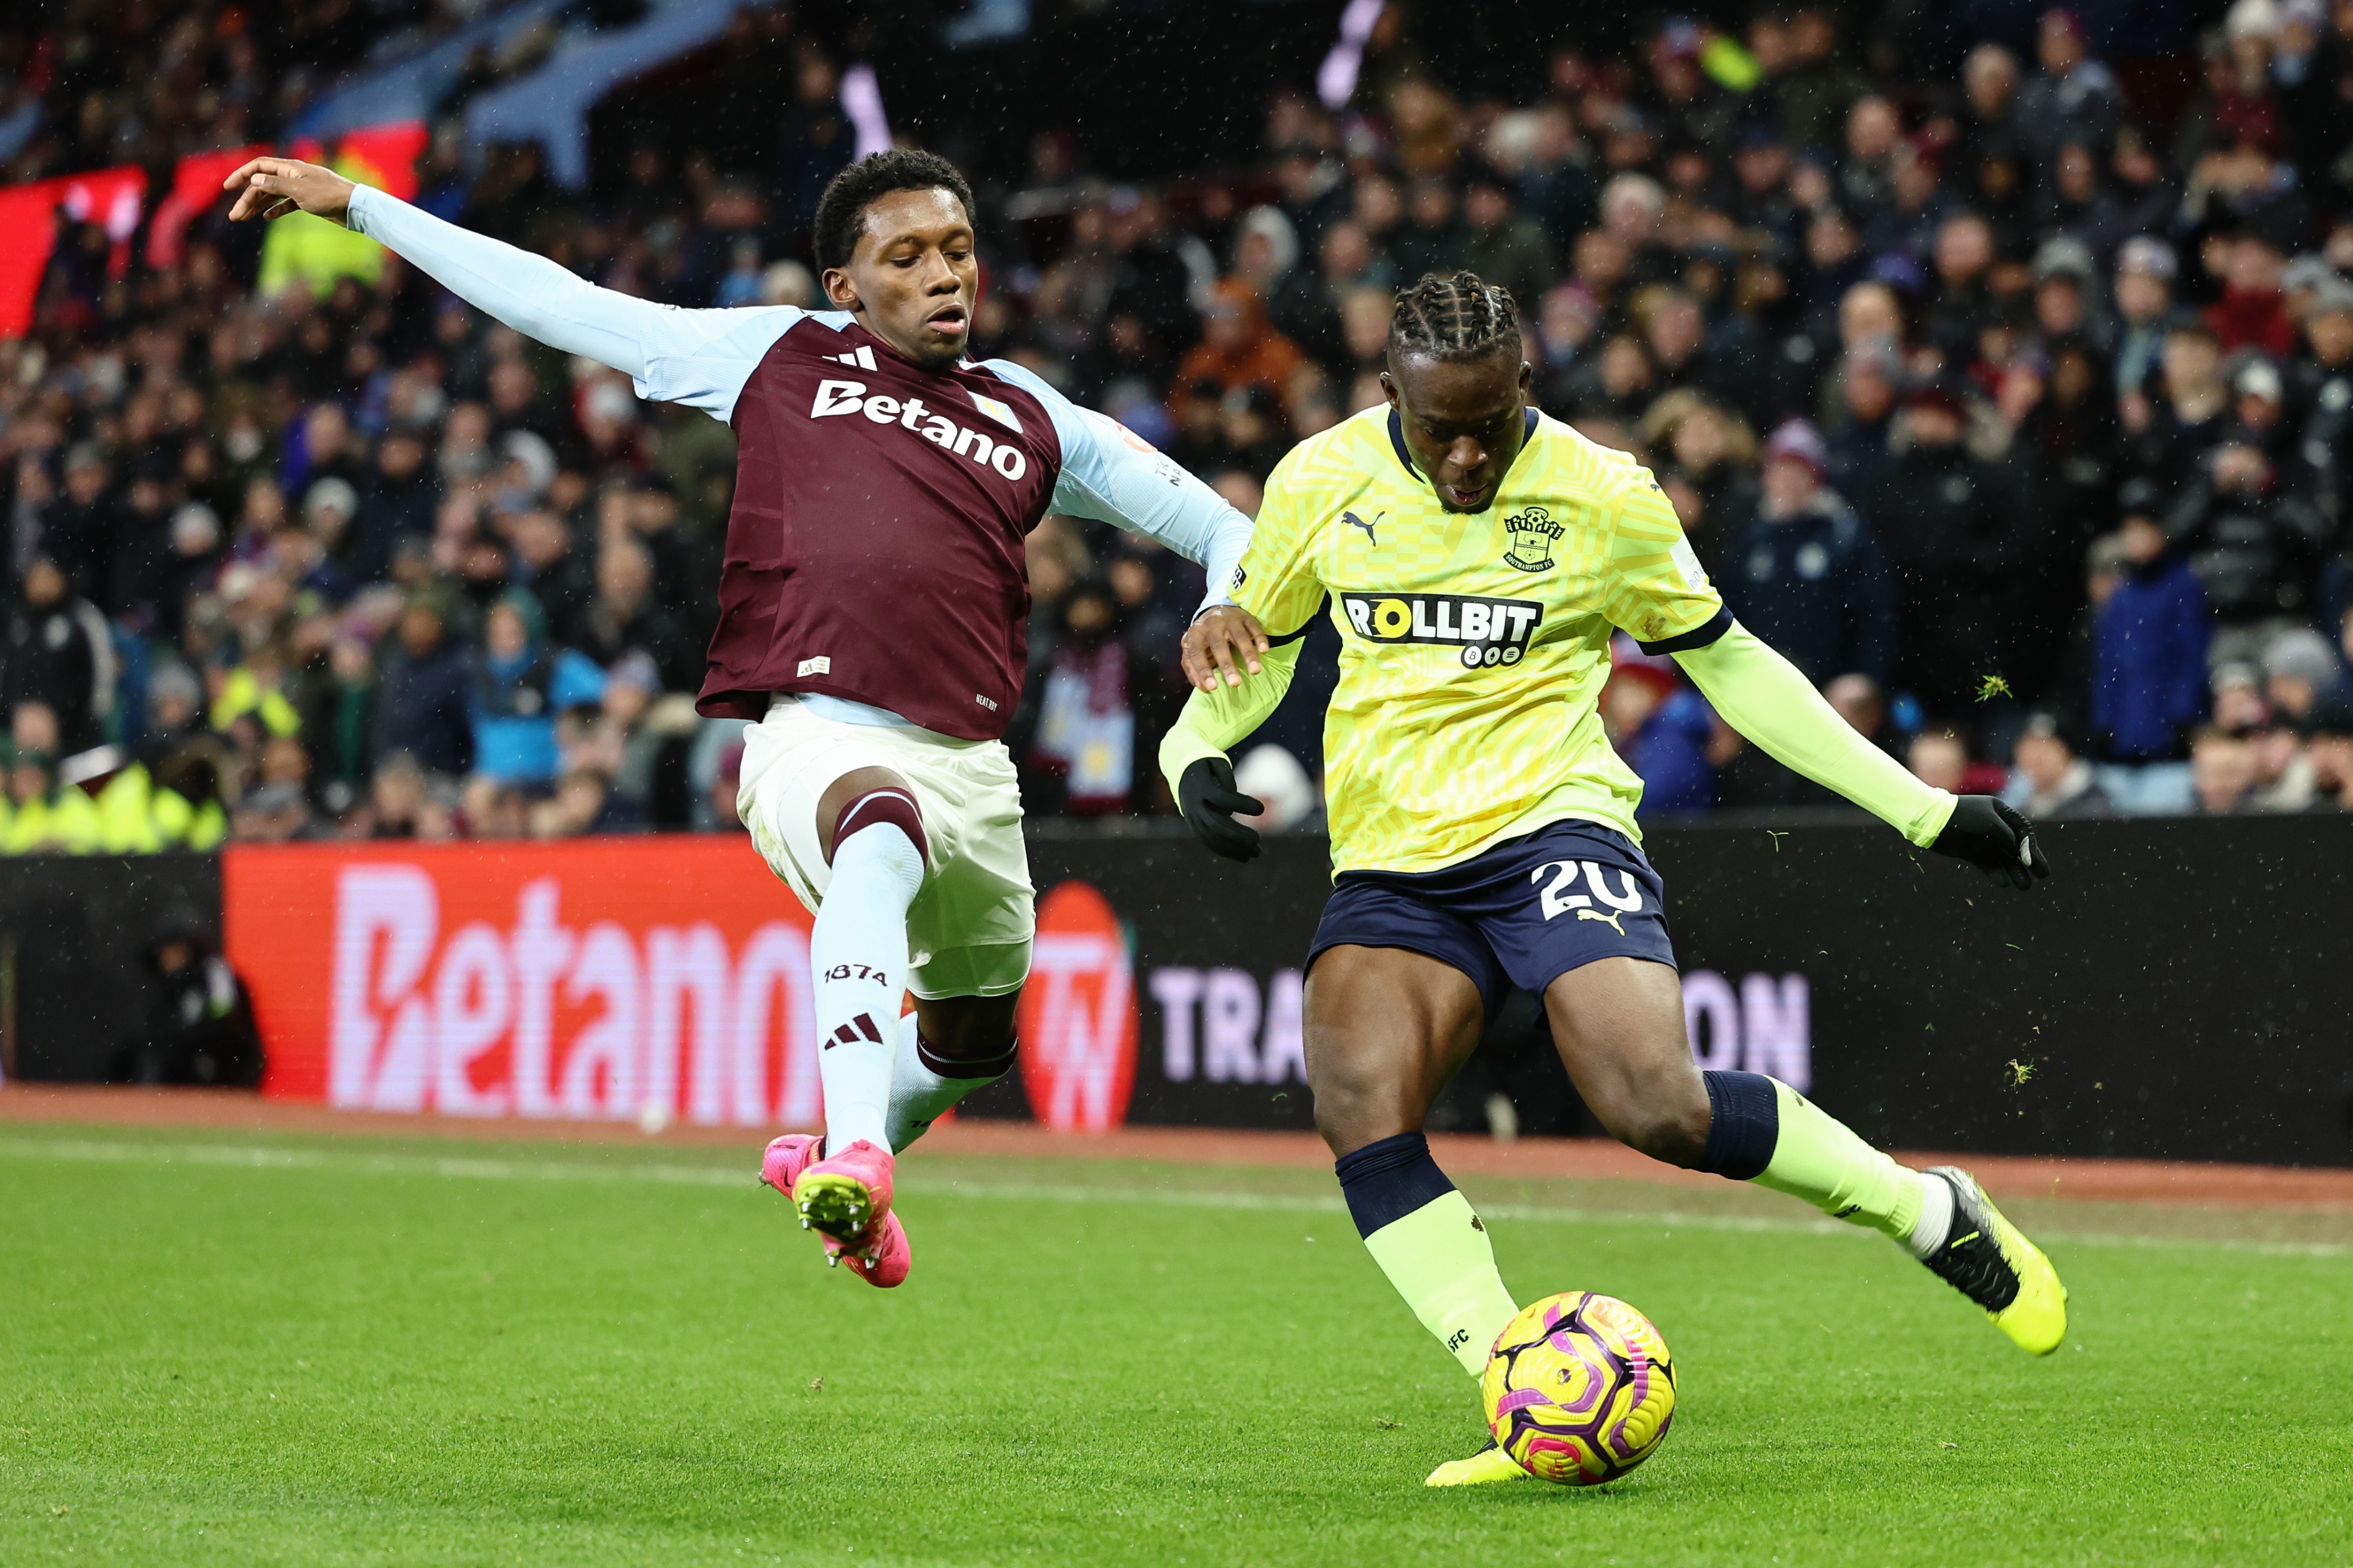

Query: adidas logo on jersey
825 345 880 371
1339 591 1542 669
808 378 1031 482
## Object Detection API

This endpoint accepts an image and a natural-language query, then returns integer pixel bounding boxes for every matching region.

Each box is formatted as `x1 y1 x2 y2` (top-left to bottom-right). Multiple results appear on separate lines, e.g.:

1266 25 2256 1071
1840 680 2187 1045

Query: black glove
1929 796 2049 890
1178 756 1264 862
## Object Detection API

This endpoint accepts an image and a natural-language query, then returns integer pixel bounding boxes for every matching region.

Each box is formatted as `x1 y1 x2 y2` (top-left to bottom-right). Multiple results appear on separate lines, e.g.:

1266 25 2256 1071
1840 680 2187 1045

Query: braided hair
1387 271 1522 365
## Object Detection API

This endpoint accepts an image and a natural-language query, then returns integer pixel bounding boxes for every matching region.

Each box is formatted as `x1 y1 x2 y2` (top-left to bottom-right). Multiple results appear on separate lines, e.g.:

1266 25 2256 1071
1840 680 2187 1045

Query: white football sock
884 1011 1016 1151
809 824 922 1154
1904 1171 1955 1260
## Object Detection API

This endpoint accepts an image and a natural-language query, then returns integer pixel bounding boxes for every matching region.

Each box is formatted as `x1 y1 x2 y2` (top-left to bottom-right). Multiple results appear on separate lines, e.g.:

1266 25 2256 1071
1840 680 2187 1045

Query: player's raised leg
789 766 927 1279
1304 943 1527 1487
1543 956 2067 1355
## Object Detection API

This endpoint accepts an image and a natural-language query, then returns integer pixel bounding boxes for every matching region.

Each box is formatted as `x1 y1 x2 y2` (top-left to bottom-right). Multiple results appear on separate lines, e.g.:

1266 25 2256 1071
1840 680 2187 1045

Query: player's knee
1309 1073 1411 1156
1592 1087 1711 1169
829 786 928 868
916 993 1019 1061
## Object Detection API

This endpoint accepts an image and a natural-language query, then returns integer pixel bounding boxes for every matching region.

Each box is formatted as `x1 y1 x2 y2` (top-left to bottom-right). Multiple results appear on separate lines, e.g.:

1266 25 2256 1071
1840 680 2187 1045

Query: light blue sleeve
983 359 1254 615
345 185 801 422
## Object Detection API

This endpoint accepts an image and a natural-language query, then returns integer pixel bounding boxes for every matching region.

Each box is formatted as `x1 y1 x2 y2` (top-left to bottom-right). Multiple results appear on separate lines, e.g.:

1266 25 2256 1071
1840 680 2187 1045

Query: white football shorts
736 695 1035 999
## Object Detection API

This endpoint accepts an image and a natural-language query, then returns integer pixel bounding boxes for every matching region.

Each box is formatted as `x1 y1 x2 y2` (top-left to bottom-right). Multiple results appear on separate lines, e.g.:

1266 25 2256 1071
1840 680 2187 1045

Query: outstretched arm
979 362 1258 612
1675 623 2048 886
223 157 796 418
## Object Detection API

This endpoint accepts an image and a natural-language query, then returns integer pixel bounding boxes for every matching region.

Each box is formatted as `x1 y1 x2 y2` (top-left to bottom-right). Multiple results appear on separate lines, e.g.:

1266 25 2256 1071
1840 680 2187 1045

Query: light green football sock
1751 1079 1935 1249
1361 1192 1522 1376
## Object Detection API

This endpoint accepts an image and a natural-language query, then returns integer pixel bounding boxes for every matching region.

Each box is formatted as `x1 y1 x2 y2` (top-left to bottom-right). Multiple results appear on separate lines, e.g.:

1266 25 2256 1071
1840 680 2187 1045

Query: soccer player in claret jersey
1160 274 2067 1486
225 151 1269 1287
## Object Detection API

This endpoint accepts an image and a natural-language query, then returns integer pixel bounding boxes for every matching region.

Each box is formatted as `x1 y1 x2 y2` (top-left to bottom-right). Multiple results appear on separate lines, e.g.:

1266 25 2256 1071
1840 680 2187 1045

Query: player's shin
1697 1070 1949 1258
1337 1133 1519 1376
884 1012 1016 1151
809 819 925 1155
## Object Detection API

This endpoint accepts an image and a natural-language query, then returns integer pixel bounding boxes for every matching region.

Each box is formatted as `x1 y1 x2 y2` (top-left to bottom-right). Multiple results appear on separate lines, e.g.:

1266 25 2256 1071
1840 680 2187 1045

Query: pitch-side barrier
0 818 2344 1166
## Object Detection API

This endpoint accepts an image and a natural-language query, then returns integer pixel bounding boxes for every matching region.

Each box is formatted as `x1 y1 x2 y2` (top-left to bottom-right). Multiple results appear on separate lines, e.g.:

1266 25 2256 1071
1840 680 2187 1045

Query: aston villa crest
1502 506 1562 572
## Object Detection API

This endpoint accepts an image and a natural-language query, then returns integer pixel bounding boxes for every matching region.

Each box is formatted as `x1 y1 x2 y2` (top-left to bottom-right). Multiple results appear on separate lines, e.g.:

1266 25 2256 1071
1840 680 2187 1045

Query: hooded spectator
469 591 562 785
1720 419 1897 687
111 912 263 1087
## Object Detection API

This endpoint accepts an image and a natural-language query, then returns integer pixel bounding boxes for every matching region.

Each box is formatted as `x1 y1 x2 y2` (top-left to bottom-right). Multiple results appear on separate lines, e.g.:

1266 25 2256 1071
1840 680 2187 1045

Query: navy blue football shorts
1306 818 1677 1019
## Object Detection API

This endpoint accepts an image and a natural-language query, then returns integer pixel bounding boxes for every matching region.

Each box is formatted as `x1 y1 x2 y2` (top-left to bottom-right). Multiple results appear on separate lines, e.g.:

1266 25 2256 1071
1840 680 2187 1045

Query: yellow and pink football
1481 1291 1677 1485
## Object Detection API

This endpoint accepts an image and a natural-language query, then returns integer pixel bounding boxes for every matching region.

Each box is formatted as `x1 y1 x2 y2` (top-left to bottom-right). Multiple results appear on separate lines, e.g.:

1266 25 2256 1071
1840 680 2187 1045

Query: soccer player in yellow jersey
1160 275 2069 1487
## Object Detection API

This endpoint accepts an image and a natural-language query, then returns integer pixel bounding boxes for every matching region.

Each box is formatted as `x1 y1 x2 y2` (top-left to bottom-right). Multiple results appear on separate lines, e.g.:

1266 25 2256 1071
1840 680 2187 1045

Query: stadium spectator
2159 428 2329 665
372 589 471 778
2191 724 2259 813
2005 710 2114 817
2092 483 2212 778
1872 382 2041 711
111 913 263 1089
9 0 2353 838
4 556 115 753
1719 419 1895 688
1605 640 1717 816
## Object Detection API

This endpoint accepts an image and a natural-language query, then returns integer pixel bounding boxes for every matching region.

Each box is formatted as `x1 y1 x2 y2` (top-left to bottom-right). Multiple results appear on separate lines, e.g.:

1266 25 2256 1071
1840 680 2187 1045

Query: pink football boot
761 1133 911 1286
824 1210 911 1287
791 1139 896 1242
758 1133 821 1197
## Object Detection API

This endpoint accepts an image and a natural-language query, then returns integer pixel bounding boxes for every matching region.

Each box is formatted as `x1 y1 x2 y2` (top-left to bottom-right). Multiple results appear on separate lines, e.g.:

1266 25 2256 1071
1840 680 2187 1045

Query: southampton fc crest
1502 506 1563 572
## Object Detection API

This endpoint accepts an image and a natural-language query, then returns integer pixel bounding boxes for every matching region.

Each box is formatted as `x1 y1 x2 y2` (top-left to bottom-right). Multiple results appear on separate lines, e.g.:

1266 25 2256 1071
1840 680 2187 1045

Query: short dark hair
1388 271 1522 365
812 150 976 272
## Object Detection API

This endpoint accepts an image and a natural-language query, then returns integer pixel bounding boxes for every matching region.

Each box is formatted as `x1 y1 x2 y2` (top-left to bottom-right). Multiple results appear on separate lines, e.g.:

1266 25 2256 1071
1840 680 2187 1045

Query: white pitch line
1 1136 2345 1260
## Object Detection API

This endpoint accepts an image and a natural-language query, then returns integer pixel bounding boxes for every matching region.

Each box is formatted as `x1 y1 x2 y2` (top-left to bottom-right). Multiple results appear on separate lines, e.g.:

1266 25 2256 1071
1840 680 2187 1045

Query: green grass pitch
2 1123 2348 1566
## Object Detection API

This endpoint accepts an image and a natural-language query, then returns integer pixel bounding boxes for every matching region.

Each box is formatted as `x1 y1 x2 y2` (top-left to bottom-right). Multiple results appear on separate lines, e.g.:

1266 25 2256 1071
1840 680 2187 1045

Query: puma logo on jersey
1575 908 1627 935
1343 510 1381 545
809 379 1031 482
825 345 879 371
1339 591 1542 669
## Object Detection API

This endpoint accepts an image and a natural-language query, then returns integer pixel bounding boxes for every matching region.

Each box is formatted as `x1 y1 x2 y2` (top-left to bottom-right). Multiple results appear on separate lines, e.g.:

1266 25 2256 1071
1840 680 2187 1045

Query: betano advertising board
219 835 1798 1139
221 839 1144 1133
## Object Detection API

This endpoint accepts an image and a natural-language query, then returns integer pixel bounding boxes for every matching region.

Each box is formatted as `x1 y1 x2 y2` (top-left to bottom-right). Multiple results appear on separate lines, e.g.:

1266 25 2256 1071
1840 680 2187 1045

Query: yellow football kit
1161 405 1957 875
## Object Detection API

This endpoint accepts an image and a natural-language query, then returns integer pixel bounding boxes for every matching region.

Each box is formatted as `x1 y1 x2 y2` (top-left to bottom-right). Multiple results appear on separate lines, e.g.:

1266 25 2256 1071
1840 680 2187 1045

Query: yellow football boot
1425 1438 1529 1487
1921 1166 2068 1355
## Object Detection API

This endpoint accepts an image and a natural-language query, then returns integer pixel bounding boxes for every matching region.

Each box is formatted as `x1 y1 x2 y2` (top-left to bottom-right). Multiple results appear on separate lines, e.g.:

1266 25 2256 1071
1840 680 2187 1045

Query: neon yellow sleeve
1597 465 1726 648
1156 637 1304 793
1674 623 1957 846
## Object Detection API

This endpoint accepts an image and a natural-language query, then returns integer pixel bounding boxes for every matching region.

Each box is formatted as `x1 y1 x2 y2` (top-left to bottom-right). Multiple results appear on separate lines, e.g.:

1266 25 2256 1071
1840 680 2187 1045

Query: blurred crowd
6 2 2353 858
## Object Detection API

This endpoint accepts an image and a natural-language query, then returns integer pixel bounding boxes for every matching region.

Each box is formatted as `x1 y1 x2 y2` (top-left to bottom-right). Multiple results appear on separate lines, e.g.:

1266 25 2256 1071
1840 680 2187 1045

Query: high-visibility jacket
212 667 304 738
150 784 228 851
94 765 162 854
4 788 102 854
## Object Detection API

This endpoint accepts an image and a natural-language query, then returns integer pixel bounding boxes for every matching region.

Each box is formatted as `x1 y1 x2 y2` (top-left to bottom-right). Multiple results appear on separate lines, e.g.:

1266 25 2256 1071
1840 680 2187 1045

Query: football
1481 1291 1677 1485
